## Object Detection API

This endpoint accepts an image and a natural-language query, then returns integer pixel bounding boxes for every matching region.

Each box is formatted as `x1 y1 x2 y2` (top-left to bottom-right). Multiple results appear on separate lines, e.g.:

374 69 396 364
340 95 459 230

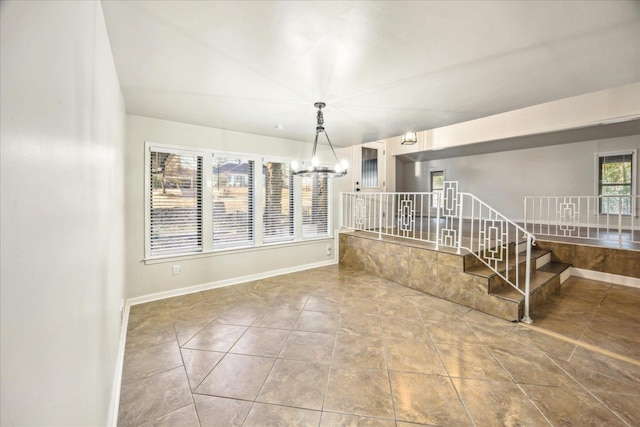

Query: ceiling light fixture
401 132 417 145
291 102 347 178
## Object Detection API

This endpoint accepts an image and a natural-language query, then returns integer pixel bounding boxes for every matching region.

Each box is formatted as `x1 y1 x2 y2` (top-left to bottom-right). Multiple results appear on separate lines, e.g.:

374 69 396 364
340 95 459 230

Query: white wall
427 83 639 150
125 115 338 299
397 135 640 220
0 1 126 425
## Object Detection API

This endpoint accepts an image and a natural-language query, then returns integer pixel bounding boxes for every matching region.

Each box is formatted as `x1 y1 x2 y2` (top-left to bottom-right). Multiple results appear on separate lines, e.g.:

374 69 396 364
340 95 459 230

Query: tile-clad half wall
535 240 639 279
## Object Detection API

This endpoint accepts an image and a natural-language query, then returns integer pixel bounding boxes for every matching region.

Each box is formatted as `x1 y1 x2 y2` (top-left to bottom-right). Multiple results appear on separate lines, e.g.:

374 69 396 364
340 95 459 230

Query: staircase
339 181 573 322
339 231 570 322
462 241 571 321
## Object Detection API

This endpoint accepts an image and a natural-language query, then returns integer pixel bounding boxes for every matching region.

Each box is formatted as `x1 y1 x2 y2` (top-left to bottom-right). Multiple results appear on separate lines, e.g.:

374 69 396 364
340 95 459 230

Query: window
361 147 378 188
145 143 332 259
149 149 203 256
430 169 444 208
263 161 294 243
212 156 254 249
302 174 329 238
598 152 634 215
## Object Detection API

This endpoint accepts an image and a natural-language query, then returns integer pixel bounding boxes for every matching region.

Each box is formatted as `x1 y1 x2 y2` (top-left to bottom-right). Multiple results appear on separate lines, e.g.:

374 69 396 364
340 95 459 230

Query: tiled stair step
464 247 549 273
489 269 557 302
464 249 549 293
538 261 572 275
487 261 569 298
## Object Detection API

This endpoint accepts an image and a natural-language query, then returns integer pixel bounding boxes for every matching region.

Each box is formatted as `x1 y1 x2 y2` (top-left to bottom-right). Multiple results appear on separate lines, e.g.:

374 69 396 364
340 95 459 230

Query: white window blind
212 155 254 249
302 174 329 238
263 161 294 243
149 149 203 256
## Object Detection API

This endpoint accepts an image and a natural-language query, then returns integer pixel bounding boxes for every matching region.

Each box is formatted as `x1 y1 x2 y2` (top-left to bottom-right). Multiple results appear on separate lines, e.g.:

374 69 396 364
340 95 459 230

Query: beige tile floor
118 266 640 426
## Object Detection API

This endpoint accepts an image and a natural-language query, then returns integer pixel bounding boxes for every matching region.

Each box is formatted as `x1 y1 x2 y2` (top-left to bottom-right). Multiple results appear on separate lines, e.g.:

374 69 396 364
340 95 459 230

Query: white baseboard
108 299 130 427
128 258 338 306
570 267 640 288
110 258 338 424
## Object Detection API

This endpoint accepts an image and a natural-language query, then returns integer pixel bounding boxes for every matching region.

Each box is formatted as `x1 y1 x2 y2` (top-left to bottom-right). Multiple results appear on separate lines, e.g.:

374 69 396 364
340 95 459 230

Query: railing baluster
618 196 623 248
456 194 464 255
435 192 441 250
378 194 382 240
522 233 533 324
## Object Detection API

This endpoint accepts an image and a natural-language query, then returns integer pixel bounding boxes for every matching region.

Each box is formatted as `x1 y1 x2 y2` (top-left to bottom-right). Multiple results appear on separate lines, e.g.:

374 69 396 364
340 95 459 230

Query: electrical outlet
326 244 332 256
172 265 181 275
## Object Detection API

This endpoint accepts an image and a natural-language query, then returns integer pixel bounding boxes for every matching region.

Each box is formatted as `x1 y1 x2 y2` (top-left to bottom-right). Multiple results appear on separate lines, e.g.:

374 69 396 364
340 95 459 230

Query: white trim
143 236 334 264
517 218 640 230
129 258 338 306
570 267 640 288
111 251 339 424
107 299 129 427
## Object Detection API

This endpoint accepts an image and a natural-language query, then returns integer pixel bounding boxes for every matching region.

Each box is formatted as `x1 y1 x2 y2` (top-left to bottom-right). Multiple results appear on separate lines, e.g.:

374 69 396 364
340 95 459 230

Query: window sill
143 236 334 265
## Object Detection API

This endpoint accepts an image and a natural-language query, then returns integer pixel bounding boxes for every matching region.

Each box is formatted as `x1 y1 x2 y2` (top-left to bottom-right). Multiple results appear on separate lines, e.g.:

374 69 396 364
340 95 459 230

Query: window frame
301 173 332 239
211 153 256 251
595 150 636 217
145 145 204 259
144 142 333 261
262 157 295 244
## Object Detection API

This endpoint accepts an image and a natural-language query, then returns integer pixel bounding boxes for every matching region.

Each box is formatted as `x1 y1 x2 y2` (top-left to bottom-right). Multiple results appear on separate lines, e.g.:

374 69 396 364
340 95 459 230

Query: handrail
340 182 536 323
523 195 639 248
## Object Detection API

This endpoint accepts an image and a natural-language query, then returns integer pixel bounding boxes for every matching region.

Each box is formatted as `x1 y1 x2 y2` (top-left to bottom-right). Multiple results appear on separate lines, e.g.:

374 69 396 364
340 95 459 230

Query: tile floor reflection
118 266 640 426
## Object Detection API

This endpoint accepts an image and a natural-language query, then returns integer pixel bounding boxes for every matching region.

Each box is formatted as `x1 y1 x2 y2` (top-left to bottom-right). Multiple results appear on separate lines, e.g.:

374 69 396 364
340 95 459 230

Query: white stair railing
523 195 639 248
340 182 536 323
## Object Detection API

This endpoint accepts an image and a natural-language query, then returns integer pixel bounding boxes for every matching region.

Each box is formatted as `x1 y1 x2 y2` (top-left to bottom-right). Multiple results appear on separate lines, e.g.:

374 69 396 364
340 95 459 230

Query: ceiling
101 1 640 148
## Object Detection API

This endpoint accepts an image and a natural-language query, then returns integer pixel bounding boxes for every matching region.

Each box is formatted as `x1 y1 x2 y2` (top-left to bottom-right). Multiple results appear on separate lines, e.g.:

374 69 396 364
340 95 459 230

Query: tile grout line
381 290 399 425
318 291 344 425
475 326 554 427
544 352 633 427
249 294 310 424
521 323 640 367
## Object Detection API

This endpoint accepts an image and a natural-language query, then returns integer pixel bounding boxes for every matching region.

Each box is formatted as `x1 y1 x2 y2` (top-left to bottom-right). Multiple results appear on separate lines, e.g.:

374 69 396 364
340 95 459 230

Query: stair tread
490 270 556 302
465 252 529 277
538 261 571 274
530 248 551 258
465 245 555 278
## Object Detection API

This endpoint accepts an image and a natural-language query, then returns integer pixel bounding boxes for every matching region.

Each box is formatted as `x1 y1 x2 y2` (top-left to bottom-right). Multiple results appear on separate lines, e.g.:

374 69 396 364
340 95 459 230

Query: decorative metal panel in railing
523 195 639 248
340 181 536 323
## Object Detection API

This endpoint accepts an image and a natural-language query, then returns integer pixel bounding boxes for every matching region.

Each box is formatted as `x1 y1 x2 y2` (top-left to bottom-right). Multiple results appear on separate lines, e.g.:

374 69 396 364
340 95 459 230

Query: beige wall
1 1 126 425
125 115 340 299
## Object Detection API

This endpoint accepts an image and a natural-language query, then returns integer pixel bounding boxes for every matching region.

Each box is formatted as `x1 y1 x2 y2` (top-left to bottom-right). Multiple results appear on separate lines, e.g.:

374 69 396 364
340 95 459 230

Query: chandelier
291 102 347 178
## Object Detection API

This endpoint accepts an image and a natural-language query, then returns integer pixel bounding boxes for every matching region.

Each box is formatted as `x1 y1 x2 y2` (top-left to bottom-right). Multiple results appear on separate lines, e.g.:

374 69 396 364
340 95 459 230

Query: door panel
354 141 386 193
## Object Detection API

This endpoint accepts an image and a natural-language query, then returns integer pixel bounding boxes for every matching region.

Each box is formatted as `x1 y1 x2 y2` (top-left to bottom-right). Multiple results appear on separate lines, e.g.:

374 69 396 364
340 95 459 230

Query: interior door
351 141 386 231
354 141 386 193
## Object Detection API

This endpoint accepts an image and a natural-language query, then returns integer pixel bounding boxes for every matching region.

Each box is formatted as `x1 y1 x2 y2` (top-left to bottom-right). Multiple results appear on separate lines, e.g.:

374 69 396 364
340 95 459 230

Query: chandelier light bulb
291 160 299 171
311 156 320 167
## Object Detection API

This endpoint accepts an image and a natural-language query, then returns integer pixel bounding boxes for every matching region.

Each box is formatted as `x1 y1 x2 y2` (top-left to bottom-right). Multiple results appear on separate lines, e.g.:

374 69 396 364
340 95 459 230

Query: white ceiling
101 0 640 148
